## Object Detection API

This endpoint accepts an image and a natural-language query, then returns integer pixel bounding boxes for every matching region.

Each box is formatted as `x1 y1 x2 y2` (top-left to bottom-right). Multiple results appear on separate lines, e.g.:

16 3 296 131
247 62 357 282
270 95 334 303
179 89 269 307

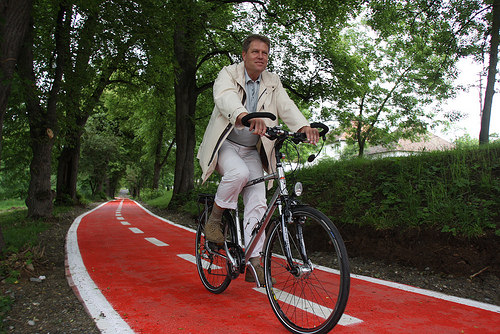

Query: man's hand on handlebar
236 112 267 136
298 126 320 145
238 112 322 144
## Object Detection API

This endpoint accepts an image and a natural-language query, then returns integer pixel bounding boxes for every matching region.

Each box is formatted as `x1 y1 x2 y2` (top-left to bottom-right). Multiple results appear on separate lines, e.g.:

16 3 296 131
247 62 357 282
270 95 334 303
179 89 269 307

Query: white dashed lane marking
145 237 168 247
129 227 144 234
177 253 222 270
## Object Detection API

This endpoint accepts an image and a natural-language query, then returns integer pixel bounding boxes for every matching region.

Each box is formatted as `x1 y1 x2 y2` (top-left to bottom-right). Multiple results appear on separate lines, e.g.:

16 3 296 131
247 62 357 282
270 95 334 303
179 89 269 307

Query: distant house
320 132 455 160
364 133 455 159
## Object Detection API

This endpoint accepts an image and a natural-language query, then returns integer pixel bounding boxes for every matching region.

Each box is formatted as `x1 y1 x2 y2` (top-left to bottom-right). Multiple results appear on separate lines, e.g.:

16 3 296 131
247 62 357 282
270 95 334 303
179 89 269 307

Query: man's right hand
236 112 267 136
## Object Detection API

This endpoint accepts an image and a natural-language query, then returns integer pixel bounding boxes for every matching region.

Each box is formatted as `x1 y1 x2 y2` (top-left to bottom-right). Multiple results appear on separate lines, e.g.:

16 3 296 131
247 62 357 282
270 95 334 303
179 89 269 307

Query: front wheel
263 206 350 334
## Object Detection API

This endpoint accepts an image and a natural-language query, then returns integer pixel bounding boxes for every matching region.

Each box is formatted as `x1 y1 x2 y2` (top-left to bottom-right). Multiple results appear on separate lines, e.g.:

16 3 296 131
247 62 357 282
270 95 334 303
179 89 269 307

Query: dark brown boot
204 205 224 243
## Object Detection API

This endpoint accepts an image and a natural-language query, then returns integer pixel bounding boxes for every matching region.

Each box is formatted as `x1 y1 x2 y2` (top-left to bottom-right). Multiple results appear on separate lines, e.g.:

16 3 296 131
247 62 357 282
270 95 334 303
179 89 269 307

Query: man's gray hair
242 34 271 52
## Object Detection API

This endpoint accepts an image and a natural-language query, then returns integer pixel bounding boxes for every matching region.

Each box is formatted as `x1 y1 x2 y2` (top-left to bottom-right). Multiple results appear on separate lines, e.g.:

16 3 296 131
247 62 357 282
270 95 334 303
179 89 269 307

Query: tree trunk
25 128 56 217
479 0 500 145
171 25 197 205
54 11 97 203
56 61 117 202
152 129 165 190
56 136 81 204
22 4 71 218
0 0 32 252
0 0 32 164
152 135 175 190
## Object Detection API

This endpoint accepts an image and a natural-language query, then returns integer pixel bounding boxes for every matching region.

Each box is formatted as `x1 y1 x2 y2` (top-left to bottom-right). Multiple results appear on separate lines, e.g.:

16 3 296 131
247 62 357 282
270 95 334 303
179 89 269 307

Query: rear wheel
195 208 234 294
263 206 350 334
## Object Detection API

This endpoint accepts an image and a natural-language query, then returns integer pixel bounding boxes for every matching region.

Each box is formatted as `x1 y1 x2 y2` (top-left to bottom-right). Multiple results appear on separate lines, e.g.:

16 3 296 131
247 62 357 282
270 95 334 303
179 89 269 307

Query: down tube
244 188 280 263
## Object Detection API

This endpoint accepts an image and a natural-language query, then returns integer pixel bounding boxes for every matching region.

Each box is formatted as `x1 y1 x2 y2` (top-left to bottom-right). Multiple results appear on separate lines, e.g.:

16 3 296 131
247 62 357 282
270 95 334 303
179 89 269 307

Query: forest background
0 0 499 244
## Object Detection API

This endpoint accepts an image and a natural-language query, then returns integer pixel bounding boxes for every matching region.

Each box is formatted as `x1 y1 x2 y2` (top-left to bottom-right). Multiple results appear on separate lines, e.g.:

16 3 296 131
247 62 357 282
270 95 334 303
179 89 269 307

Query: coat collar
234 62 277 90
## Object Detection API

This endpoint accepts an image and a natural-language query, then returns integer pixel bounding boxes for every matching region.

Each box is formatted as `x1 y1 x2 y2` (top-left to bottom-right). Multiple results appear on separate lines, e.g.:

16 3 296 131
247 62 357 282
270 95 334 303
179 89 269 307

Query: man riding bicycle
197 34 319 284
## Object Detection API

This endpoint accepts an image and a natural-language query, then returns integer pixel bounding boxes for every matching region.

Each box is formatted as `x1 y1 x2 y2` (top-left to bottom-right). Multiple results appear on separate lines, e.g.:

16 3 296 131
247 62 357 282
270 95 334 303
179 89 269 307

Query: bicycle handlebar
241 112 329 141
241 112 276 127
310 122 329 139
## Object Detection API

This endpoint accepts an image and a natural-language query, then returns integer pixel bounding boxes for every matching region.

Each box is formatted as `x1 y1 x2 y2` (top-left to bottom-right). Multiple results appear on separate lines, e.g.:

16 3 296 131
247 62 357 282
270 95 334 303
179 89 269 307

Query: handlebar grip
310 122 329 139
241 112 277 127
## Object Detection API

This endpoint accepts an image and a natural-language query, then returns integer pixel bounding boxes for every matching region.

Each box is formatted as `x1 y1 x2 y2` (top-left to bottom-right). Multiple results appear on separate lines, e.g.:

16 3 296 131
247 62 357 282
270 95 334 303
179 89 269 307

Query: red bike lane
66 199 500 333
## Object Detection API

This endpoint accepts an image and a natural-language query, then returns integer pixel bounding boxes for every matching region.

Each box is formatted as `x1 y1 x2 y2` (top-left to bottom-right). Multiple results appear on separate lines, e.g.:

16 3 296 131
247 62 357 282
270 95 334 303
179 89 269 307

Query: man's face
242 40 269 79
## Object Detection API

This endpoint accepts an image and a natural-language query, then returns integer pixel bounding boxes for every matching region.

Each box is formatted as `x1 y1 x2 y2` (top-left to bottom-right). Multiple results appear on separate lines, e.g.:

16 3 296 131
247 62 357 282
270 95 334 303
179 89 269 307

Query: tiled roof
365 133 455 156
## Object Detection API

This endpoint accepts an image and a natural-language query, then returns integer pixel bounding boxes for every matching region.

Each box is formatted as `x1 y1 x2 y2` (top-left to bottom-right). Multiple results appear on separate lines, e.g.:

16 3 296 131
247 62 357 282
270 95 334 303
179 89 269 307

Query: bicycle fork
280 205 314 279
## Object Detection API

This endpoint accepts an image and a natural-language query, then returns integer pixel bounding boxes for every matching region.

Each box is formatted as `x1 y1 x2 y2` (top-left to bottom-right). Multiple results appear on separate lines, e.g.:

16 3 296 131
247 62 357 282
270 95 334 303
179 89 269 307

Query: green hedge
295 143 500 237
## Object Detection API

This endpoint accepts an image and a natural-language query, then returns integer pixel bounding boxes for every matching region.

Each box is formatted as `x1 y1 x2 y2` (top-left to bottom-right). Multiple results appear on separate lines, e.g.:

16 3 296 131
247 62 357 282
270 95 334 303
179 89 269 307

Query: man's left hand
298 126 320 145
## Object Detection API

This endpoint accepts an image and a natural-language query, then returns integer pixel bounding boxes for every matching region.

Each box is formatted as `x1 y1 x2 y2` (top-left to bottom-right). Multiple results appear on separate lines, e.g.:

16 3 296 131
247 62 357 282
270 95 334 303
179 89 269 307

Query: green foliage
295 143 500 237
0 208 49 253
0 203 75 295
0 95 31 200
0 294 14 330
0 207 49 288
0 199 26 211
141 189 172 209
454 133 480 148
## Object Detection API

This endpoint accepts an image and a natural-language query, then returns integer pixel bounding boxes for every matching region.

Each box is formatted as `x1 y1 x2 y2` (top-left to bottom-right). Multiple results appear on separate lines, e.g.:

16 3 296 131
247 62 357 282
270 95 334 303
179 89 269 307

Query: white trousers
214 141 267 258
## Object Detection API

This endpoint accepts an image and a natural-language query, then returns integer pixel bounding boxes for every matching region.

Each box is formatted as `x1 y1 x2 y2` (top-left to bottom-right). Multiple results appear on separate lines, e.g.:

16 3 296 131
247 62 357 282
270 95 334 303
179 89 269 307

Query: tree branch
196 80 214 96
196 50 231 70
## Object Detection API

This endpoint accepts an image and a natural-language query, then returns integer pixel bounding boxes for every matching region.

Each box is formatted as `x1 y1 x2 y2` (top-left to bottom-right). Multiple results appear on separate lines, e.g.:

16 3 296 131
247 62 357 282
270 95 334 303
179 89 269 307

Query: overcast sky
439 58 499 142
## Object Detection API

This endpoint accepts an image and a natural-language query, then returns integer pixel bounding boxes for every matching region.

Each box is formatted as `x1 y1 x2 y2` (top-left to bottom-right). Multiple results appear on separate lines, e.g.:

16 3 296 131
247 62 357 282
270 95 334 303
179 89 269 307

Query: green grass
143 190 173 209
0 208 48 254
0 199 26 211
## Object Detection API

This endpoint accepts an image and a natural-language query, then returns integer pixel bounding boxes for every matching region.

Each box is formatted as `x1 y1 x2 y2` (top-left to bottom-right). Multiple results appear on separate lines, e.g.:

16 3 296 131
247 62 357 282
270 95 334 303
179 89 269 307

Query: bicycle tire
263 206 350 334
195 208 234 294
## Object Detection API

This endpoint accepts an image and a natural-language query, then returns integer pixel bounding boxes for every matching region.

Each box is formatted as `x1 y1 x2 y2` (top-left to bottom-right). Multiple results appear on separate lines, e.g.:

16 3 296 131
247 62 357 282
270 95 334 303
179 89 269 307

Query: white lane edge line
66 200 134 334
350 272 500 313
133 200 500 314
145 237 169 247
134 201 196 233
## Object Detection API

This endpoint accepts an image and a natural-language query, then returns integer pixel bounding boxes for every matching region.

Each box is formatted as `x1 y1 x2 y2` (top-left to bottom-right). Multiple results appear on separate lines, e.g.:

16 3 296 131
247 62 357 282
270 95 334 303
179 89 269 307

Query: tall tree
167 0 237 205
0 0 32 251
0 0 32 164
55 0 144 203
333 0 489 156
18 1 71 217
479 0 500 145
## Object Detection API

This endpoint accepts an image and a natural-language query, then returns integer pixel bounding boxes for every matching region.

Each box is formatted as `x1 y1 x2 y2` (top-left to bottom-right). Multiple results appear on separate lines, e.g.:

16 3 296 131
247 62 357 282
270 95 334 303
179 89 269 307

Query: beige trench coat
197 62 309 183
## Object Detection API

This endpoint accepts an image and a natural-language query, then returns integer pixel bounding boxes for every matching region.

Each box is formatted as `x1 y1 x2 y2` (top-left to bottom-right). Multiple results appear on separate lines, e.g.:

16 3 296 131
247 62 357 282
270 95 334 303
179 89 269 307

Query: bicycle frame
196 118 350 333
224 129 301 286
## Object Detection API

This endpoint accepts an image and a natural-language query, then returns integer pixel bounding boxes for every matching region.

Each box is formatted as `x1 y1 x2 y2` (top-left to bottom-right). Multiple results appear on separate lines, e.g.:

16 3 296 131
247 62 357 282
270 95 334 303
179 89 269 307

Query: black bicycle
196 113 350 334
